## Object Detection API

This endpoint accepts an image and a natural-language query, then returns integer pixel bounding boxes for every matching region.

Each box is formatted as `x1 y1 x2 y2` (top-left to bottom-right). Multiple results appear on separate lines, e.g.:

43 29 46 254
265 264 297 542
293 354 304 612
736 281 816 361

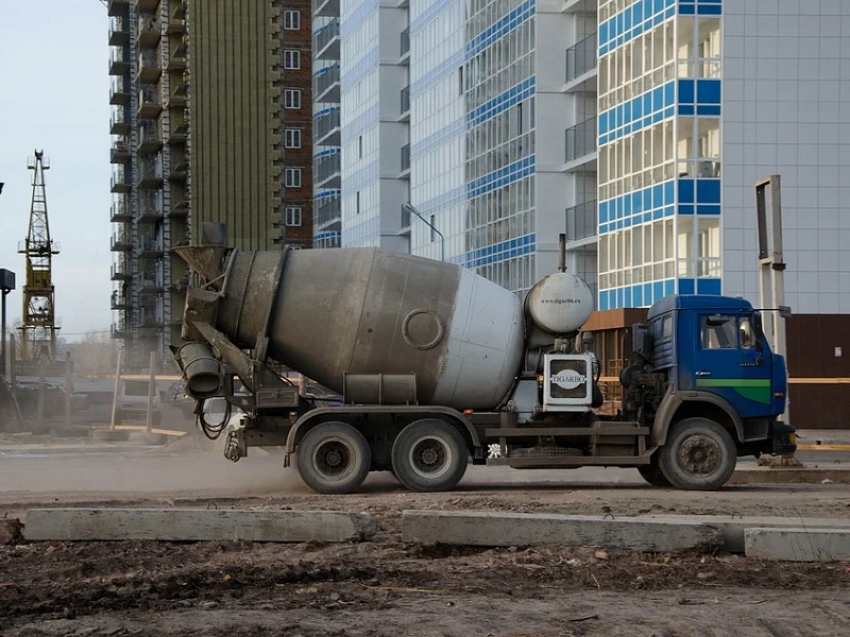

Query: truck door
693 313 773 419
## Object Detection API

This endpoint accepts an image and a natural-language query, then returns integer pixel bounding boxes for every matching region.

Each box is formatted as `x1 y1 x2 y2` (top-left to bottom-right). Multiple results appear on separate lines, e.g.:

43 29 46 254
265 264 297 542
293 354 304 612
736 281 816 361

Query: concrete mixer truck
171 243 796 494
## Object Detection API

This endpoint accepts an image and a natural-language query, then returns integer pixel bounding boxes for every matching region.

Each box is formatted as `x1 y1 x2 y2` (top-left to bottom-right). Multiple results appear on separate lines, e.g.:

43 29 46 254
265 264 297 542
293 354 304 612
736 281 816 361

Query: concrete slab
730 467 850 485
402 511 722 552
25 509 377 543
643 515 849 553
745 527 850 562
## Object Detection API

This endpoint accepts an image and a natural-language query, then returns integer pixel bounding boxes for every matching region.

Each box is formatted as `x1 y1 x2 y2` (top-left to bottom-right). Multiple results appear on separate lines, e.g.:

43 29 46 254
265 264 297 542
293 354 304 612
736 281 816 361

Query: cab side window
701 315 737 349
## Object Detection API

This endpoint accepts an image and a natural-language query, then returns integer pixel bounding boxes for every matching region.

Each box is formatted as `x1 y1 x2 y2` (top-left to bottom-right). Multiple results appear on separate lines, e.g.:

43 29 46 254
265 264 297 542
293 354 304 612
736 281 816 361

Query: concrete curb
24 509 378 543
402 510 722 552
730 467 850 485
745 527 850 562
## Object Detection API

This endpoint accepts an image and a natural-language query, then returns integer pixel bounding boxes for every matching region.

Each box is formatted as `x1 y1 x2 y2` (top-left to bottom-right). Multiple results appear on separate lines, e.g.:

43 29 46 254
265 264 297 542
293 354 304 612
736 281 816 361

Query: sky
0 0 112 342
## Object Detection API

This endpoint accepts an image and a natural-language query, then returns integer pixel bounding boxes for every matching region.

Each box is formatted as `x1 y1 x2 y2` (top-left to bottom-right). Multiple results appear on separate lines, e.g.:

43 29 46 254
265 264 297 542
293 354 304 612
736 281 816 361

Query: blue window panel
664 106 675 119
679 3 695 13
624 7 632 29
623 196 631 217
679 204 695 215
697 205 722 215
679 278 695 295
696 178 721 203
601 291 609 311
644 283 653 304
665 206 675 217
679 104 695 116
679 79 695 104
643 212 653 223
634 2 644 22
654 282 664 301
600 21 609 45
665 280 675 296
678 179 695 204
617 219 625 229
633 286 643 307
643 189 653 210
653 208 664 220
665 5 675 18
664 181 675 205
698 4 722 15
697 79 721 104
654 0 664 12
697 104 722 116
625 288 633 307
652 87 662 110
633 192 643 213
697 278 722 295
617 288 624 308
600 202 608 223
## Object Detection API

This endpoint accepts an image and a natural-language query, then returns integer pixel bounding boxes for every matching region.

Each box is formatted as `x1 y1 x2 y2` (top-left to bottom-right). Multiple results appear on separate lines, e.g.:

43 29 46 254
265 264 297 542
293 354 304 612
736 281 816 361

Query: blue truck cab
622 294 797 489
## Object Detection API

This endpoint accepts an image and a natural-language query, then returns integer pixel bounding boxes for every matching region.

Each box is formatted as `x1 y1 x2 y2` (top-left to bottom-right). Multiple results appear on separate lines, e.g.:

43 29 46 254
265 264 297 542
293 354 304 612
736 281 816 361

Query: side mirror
779 306 792 319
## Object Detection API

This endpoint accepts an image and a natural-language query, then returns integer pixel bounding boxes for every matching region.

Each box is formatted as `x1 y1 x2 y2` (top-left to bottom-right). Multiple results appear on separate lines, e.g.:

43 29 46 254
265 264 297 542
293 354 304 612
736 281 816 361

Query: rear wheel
637 453 671 487
391 419 468 492
659 417 736 490
297 422 371 494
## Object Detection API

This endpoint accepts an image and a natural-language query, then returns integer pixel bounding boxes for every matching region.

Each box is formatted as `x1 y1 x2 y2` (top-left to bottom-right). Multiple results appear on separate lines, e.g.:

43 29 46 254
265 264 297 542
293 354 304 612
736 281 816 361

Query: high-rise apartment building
108 0 190 368
598 0 850 315
109 0 312 368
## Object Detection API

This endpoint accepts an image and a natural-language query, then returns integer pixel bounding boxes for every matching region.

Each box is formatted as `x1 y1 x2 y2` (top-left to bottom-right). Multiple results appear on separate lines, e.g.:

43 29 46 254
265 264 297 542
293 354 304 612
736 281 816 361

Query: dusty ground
1 436 849 636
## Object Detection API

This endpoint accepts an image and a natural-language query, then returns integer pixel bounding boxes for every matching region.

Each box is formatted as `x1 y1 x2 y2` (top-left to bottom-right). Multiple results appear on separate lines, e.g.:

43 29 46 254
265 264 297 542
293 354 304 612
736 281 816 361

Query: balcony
108 48 130 75
110 198 131 222
138 234 164 257
137 51 162 82
565 200 598 243
562 0 598 14
168 40 187 70
168 121 189 144
134 0 160 12
314 107 340 146
170 196 189 217
315 196 341 229
137 15 161 48
111 320 130 340
109 77 131 105
110 167 131 193
565 116 597 168
109 17 129 46
400 86 410 119
137 86 162 118
169 158 188 181
166 15 185 34
315 152 341 188
110 228 132 252
401 143 410 174
110 137 131 164
111 290 131 310
314 20 339 60
565 32 598 92
111 259 132 281
400 27 410 60
137 121 163 154
313 64 339 103
139 273 165 293
108 0 130 17
138 160 163 188
138 194 163 222
314 0 339 18
110 110 130 135
171 0 186 20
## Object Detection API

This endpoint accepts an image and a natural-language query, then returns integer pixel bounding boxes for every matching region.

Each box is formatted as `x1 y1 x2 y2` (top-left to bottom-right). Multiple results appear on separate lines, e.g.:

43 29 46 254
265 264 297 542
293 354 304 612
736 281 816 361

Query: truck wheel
297 422 371 494
391 419 468 492
658 418 736 490
637 454 671 487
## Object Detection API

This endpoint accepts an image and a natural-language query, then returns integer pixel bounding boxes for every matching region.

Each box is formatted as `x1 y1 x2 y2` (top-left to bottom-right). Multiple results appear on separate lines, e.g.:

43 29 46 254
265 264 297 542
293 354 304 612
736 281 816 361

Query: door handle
696 371 711 377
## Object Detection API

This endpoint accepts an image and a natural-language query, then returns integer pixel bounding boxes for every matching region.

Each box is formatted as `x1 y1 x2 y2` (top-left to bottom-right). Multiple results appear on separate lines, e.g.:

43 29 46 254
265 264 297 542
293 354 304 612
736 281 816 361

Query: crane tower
18 150 60 362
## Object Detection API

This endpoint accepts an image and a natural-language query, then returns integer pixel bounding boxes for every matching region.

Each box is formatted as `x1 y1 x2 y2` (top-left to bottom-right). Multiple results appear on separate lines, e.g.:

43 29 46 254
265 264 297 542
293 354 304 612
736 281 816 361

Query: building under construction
108 0 313 370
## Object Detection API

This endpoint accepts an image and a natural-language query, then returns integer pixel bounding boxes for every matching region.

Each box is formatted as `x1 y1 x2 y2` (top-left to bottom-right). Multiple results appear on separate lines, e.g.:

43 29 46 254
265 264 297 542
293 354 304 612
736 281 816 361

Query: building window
285 168 302 188
284 50 301 70
284 10 300 30
358 135 363 158
285 128 302 149
284 89 301 109
284 206 302 226
356 191 360 214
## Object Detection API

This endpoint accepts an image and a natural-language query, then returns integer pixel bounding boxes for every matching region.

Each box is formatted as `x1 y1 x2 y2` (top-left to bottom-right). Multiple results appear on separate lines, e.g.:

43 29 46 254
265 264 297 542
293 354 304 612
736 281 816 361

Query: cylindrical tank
525 272 594 335
187 247 526 410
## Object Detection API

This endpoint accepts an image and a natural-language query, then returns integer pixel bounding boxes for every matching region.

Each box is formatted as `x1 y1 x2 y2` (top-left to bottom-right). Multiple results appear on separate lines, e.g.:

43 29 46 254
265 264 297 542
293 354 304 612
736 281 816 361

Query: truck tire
391 419 468 492
297 422 371 494
637 454 671 487
658 417 736 490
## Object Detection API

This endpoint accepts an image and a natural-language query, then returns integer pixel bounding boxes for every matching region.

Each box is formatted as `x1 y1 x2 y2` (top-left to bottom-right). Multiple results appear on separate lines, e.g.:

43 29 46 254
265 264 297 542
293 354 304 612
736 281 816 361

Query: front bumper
771 421 797 456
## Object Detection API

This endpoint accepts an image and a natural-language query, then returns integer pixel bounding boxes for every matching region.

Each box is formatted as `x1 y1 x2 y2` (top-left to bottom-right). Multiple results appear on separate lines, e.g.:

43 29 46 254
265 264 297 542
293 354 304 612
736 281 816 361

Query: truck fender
652 391 745 446
284 406 482 455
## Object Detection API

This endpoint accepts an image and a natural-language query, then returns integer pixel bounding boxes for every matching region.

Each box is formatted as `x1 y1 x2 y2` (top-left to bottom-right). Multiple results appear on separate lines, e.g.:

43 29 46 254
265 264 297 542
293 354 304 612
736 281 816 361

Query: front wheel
297 422 371 494
391 419 468 492
658 417 737 490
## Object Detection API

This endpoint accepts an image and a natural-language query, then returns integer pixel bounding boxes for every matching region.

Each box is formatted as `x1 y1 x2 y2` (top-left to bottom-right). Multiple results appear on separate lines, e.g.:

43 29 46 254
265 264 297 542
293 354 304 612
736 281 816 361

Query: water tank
525 272 594 335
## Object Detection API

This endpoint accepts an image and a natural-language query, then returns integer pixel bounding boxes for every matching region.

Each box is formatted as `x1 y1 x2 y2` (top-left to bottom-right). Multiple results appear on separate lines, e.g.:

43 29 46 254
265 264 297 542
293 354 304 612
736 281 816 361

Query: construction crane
17 150 60 363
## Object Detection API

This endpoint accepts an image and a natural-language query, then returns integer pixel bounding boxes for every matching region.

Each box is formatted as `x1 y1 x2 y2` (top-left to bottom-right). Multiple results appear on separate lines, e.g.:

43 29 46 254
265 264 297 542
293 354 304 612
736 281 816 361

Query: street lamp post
0 269 15 382
402 202 445 262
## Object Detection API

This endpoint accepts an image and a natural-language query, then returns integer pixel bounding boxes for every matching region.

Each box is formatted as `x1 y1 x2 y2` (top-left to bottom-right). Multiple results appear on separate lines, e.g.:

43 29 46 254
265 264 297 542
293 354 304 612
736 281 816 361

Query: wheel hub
678 435 721 475
315 441 350 476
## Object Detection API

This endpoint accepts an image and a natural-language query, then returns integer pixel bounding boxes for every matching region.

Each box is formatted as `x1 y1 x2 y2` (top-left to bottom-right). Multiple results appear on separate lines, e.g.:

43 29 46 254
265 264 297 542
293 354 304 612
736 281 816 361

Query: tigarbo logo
551 373 587 390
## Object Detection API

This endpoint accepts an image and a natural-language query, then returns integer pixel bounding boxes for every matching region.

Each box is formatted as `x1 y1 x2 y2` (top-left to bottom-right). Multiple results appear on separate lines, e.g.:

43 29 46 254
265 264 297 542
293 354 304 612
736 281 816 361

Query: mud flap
771 421 797 456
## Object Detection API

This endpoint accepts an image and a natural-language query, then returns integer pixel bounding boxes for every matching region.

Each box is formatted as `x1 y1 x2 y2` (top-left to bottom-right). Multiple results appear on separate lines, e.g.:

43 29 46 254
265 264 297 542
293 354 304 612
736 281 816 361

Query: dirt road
1 440 849 636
